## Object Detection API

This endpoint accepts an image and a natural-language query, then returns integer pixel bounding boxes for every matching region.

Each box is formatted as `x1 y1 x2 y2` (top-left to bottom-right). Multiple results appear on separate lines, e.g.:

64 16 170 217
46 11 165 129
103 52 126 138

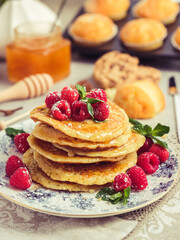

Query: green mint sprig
5 127 25 140
129 118 170 149
96 186 131 205
76 84 105 122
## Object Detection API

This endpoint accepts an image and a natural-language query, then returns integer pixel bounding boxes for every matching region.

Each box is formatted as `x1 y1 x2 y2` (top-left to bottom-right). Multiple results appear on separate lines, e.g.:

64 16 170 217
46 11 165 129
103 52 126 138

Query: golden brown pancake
23 149 106 192
53 132 145 157
33 150 137 185
32 122 132 150
30 100 129 142
27 135 126 164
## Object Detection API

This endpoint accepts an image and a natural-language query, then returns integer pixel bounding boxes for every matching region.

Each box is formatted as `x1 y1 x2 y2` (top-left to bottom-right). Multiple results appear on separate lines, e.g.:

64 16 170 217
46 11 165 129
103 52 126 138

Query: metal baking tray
63 0 180 59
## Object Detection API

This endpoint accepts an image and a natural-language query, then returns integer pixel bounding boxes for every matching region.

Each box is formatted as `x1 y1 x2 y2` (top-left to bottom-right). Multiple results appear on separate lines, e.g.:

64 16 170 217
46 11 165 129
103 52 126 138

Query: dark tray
63 0 180 59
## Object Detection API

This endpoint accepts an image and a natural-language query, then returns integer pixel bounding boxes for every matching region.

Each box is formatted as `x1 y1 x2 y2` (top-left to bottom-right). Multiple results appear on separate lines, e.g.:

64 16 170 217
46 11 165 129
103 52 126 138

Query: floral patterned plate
0 120 178 218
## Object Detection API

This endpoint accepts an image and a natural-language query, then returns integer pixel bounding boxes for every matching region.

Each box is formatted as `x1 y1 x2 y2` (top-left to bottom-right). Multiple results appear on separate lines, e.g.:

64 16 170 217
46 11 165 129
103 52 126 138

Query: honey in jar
6 22 71 83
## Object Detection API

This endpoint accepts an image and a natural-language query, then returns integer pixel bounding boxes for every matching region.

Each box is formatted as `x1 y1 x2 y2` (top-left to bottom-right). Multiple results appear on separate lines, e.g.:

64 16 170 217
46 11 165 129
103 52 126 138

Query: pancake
27 135 126 163
53 132 145 157
23 149 106 192
33 150 137 185
30 100 129 142
32 122 132 150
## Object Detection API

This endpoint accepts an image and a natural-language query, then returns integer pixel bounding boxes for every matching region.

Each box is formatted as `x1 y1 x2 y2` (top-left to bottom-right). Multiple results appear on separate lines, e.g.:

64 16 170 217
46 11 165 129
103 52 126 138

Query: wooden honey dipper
0 73 54 103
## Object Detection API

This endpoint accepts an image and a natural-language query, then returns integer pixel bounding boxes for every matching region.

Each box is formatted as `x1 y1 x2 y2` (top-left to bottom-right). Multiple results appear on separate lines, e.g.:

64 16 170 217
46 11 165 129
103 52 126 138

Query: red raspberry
149 144 169 163
51 100 71 120
45 91 61 109
10 167 32 190
61 86 79 105
5 155 25 177
137 152 159 174
127 166 148 191
86 89 107 102
94 102 109 121
71 100 91 121
113 173 131 192
14 133 30 153
137 137 153 156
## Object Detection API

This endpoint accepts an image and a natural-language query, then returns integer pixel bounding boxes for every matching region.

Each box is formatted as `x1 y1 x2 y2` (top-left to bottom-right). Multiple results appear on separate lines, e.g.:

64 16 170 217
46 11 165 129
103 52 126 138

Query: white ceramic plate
0 120 178 218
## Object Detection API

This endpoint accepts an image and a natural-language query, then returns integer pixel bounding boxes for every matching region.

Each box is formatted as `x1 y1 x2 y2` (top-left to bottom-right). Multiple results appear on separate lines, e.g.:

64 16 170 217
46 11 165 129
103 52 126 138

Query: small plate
0 120 178 218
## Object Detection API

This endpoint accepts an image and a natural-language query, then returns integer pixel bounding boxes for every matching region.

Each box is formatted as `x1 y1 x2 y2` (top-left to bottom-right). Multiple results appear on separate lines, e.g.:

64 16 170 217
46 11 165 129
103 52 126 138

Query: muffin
171 26 180 51
84 0 130 21
68 13 118 46
133 0 179 25
119 18 167 51
114 80 165 119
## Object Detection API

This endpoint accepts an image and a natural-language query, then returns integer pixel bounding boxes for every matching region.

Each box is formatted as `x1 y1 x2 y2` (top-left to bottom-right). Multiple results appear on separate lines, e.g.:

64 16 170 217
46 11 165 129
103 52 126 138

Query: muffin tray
63 0 180 59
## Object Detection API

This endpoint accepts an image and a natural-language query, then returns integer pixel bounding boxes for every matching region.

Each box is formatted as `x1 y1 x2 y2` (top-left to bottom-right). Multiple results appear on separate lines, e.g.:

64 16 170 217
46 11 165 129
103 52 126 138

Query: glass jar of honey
6 22 71 83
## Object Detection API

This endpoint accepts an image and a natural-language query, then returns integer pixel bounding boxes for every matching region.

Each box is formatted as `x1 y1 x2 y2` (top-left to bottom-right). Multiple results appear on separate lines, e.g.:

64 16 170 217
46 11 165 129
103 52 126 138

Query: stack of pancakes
23 100 145 192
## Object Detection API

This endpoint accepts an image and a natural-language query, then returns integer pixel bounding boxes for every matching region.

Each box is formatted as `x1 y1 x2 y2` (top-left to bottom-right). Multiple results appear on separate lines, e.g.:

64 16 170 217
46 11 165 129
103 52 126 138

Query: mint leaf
87 98 104 104
87 102 94 118
109 192 123 204
76 84 86 99
151 136 168 148
96 187 116 201
132 125 144 135
129 117 142 127
123 186 131 199
152 123 170 137
109 192 123 201
129 117 170 149
5 127 25 140
144 124 152 133
96 187 130 205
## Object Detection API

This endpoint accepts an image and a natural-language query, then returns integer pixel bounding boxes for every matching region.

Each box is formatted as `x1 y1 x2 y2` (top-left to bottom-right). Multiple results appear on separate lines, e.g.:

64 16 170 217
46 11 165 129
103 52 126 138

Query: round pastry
68 13 118 46
171 26 180 51
93 51 161 89
114 80 165 119
84 0 130 21
119 18 167 51
133 0 179 25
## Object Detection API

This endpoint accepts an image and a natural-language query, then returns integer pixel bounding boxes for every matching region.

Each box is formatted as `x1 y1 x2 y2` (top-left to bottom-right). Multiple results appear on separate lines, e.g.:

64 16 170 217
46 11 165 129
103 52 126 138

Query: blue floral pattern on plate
0 120 178 218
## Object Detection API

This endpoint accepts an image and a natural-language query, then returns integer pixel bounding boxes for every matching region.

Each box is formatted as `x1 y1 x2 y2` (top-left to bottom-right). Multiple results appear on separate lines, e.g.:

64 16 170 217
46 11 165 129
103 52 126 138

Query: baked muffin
93 51 161 89
133 0 179 25
68 13 118 46
84 0 130 21
114 80 165 119
171 26 180 51
119 18 167 51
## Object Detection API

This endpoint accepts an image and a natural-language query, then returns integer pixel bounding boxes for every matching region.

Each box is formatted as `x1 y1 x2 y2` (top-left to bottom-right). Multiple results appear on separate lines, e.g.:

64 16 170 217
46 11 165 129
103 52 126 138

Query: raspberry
127 166 148 191
137 137 153 156
10 167 32 190
71 100 91 121
86 89 107 102
51 100 71 120
137 152 159 174
113 173 131 192
94 102 109 121
45 91 61 109
149 144 169 163
14 133 30 153
61 86 79 105
5 155 25 177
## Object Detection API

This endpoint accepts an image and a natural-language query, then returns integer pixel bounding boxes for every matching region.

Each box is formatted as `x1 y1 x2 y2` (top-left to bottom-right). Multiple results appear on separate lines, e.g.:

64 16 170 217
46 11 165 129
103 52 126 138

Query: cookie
93 51 161 88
